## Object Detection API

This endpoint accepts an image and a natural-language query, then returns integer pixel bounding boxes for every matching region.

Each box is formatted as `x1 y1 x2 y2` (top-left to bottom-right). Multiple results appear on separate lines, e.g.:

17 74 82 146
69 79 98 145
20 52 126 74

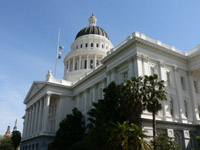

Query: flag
59 46 64 50
58 51 61 59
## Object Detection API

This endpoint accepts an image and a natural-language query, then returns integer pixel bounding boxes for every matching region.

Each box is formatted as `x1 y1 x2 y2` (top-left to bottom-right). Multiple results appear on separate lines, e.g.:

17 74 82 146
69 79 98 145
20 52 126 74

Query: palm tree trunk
152 109 157 150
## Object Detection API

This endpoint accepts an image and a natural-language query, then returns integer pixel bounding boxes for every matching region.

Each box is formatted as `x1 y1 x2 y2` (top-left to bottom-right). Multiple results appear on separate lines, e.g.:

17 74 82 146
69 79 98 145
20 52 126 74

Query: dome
75 13 109 40
75 26 109 40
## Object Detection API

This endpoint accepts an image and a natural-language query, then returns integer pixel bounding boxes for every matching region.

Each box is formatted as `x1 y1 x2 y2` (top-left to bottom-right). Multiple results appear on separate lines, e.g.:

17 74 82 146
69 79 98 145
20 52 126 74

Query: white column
106 72 111 86
188 72 199 122
94 84 98 103
111 69 117 82
68 59 71 71
57 95 65 130
79 55 82 70
73 57 75 71
42 93 51 132
174 67 185 121
133 55 139 77
87 55 89 69
26 108 30 137
29 106 34 136
31 104 36 135
137 54 143 76
37 99 43 133
94 55 97 68
23 111 28 137
33 102 39 135
159 61 165 81
143 56 149 76
128 58 134 78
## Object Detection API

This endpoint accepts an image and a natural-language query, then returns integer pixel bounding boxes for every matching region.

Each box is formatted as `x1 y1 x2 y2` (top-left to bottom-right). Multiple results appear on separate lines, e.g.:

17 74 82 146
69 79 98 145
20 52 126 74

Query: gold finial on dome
89 13 97 26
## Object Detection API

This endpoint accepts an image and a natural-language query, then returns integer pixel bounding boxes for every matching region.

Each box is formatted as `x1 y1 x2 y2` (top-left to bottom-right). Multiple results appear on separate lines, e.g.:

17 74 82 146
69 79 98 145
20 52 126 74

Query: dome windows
75 42 108 50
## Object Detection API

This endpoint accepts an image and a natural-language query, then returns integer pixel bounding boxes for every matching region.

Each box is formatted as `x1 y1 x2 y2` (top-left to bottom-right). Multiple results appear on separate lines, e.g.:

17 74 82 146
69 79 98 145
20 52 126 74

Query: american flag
59 46 64 50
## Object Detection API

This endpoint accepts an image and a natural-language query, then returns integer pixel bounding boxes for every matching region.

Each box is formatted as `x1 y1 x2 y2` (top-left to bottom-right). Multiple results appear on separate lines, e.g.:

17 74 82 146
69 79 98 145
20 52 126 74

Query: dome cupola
75 14 109 40
63 14 113 82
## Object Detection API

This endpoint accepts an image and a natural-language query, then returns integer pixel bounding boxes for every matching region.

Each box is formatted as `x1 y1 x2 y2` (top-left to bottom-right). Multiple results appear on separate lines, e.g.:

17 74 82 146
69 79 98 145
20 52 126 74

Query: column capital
173 65 178 71
46 92 52 97
159 61 165 67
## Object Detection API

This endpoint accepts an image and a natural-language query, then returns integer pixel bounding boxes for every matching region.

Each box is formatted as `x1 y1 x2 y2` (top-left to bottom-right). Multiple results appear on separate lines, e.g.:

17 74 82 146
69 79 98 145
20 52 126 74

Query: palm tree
119 77 144 126
109 121 151 150
143 74 167 150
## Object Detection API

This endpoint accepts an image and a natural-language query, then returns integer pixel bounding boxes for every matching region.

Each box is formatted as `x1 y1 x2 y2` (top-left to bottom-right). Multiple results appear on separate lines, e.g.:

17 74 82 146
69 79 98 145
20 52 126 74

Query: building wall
21 33 200 150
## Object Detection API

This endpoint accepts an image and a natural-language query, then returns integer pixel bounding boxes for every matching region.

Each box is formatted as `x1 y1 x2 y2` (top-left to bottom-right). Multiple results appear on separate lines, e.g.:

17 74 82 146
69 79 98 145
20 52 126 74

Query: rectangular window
181 77 186 90
198 105 200 118
100 88 103 99
194 81 199 93
166 72 170 86
123 72 128 79
184 100 188 118
170 97 173 116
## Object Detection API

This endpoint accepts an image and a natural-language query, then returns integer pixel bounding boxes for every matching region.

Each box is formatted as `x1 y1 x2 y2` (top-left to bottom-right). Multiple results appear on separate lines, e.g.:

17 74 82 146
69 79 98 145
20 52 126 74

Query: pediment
24 82 45 102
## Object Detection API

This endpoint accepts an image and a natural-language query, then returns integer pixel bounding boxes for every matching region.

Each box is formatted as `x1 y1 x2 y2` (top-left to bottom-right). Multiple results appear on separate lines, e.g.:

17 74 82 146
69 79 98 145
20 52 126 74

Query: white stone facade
21 15 200 150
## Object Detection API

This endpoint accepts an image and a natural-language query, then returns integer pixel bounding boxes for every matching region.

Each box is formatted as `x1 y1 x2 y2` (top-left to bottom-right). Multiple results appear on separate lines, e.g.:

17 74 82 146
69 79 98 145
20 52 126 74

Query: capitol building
21 14 200 150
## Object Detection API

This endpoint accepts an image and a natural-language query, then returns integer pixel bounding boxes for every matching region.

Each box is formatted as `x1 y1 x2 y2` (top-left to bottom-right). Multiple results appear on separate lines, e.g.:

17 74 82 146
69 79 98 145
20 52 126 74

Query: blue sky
0 0 200 135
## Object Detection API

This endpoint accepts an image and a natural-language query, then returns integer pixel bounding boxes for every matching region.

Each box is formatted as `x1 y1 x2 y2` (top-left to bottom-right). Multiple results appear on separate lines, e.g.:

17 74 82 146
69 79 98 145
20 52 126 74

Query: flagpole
54 28 61 78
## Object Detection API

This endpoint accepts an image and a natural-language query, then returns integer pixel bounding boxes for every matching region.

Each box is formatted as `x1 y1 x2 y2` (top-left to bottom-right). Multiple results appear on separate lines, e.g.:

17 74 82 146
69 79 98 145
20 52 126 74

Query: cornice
24 81 72 104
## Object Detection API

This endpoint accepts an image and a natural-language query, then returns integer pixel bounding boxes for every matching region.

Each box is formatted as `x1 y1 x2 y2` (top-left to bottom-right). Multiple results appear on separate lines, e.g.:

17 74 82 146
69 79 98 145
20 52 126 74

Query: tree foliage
0 136 14 150
152 134 180 150
53 108 85 150
87 82 122 150
54 75 168 150
11 130 21 150
143 74 167 149
197 136 200 150
109 121 151 150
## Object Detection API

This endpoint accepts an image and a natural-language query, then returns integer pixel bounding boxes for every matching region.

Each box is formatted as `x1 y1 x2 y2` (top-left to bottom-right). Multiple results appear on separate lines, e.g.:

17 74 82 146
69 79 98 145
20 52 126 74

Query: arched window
76 45 78 49
90 60 93 69
96 43 99 47
91 43 93 47
80 44 83 48
85 43 88 48
102 44 104 48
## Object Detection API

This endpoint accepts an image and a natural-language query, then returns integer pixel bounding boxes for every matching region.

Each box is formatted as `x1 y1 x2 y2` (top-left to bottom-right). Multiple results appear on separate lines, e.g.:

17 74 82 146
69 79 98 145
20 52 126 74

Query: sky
0 0 200 135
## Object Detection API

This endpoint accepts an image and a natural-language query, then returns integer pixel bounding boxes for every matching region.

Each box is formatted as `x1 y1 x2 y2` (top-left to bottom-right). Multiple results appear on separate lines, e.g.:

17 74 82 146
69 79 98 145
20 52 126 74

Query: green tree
152 134 180 150
11 130 21 150
109 121 151 150
87 82 122 150
143 74 167 150
0 136 14 150
119 77 144 126
53 108 85 150
197 136 200 150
